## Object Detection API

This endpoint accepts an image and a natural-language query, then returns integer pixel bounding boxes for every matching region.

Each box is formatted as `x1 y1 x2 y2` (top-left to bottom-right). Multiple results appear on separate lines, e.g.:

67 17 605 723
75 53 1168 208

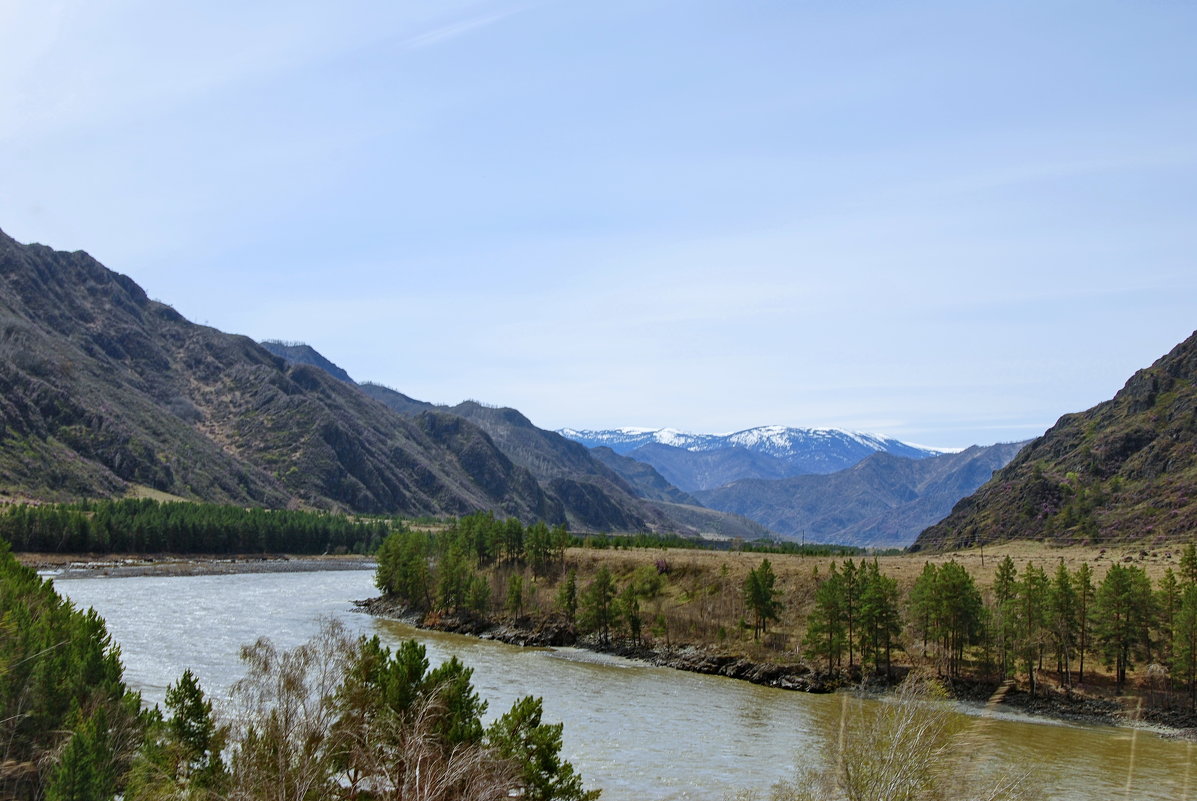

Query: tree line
799 546 1197 707
0 499 393 554
0 539 597 800
378 520 1197 711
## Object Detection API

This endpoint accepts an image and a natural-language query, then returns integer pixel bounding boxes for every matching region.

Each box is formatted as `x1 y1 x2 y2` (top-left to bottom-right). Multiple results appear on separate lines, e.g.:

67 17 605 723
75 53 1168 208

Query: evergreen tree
618 584 642 646
1075 562 1095 683
1157 567 1181 667
1095 563 1156 691
1181 541 1197 586
1049 562 1078 691
841 559 860 667
857 560 901 677
803 563 846 671
127 671 229 800
555 569 578 625
1013 563 1049 696
991 556 1019 678
1173 584 1197 710
507 574 525 617
485 697 599 801
579 567 617 647
908 562 939 660
743 558 781 640
44 707 118 801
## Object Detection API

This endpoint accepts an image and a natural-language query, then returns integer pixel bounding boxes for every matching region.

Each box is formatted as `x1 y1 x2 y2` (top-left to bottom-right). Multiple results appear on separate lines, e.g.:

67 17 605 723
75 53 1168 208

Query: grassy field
500 539 1193 702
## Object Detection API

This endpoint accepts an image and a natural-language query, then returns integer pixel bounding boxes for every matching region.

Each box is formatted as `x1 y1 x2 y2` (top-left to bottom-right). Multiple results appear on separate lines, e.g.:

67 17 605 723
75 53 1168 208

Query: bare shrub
746 672 1036 801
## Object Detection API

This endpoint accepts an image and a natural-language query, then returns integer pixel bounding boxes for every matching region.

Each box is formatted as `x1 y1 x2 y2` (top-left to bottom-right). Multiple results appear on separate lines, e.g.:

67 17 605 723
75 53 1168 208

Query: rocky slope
914 331 1197 550
695 442 1026 548
0 229 636 529
359 384 772 537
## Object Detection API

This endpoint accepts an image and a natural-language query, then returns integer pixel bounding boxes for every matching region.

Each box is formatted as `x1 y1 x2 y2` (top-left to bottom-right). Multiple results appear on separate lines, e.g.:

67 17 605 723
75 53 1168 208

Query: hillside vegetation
0 229 721 533
916 331 1197 550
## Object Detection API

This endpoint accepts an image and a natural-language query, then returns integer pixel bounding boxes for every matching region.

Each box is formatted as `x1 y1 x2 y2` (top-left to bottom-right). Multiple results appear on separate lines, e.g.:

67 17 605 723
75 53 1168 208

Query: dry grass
544 540 1188 675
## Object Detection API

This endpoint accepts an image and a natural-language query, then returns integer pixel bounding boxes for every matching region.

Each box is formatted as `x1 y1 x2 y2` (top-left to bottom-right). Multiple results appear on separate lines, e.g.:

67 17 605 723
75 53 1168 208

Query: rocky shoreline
355 595 1197 739
23 553 378 579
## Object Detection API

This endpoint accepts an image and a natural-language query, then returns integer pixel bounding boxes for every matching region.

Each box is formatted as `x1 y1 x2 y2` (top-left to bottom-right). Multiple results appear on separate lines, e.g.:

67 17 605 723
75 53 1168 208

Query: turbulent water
57 569 1194 801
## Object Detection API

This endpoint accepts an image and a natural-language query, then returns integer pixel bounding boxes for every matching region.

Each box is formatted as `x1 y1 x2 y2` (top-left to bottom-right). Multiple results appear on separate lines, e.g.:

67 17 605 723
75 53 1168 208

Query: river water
56 569 1194 801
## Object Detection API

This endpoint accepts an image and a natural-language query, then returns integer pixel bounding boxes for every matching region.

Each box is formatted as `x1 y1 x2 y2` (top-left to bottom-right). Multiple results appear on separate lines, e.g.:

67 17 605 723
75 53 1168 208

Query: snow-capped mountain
559 426 945 459
557 426 950 492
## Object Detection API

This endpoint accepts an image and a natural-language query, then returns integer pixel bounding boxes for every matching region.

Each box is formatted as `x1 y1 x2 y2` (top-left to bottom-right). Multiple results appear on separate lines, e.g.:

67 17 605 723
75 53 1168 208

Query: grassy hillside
915 331 1197 550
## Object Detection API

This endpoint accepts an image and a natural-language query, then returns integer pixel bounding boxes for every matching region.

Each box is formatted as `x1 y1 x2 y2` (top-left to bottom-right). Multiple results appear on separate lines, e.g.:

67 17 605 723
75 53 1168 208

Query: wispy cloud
401 7 523 50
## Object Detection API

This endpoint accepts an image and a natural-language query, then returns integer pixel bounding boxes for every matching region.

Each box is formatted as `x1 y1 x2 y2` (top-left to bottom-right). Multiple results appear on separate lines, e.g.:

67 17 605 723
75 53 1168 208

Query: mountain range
694 442 1026 548
12 226 1189 551
914 330 1197 550
559 426 944 491
0 228 765 535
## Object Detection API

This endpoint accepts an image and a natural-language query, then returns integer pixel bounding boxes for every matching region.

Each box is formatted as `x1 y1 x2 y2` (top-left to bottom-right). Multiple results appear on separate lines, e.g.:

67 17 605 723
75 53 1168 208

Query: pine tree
485 696 599 801
1014 563 1049 696
1075 562 1095 683
1173 584 1197 710
803 563 845 671
1180 541 1197 586
506 574 525 617
555 569 578 625
991 556 1019 678
1049 562 1078 691
1157 567 1181 667
857 561 901 677
1095 563 1156 691
743 559 781 640
579 567 617 647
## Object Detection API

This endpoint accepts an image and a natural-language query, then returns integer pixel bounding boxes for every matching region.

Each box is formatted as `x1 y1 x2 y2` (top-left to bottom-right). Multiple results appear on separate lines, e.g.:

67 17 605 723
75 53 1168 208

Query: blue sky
2 1 1195 449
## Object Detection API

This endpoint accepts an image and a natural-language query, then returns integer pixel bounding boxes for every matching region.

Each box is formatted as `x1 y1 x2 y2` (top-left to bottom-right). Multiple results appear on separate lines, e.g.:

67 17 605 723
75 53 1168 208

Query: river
56 569 1194 801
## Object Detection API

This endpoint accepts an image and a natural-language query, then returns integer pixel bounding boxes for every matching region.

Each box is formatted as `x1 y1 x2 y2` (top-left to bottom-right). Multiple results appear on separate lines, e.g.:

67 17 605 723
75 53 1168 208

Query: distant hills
557 425 1026 548
695 442 1026 549
914 331 1197 550
353 387 773 540
560 426 945 491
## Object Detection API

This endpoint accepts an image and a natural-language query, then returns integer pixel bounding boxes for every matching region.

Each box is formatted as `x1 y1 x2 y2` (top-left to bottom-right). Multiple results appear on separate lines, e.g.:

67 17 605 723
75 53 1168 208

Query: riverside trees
803 559 901 675
0 522 598 801
0 499 392 555
0 543 142 801
743 559 781 640
372 516 1197 710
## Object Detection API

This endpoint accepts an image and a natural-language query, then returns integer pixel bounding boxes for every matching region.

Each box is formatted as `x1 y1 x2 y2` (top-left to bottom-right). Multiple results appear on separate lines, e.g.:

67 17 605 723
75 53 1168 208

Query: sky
2 1 1196 450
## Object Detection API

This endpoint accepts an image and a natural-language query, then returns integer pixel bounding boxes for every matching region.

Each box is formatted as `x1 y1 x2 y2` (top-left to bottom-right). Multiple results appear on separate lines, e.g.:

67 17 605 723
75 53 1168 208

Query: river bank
18 552 377 579
355 594 1197 739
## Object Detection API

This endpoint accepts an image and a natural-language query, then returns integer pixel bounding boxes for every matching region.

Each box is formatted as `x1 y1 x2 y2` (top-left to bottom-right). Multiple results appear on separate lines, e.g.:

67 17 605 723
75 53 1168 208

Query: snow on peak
557 425 946 460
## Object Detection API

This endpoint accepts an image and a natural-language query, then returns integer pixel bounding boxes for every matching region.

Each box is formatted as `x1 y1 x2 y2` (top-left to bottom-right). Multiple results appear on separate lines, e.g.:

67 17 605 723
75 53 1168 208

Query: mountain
260 340 355 384
560 426 945 491
694 442 1026 548
359 384 774 538
588 447 700 506
913 332 1197 551
624 442 790 493
0 228 667 531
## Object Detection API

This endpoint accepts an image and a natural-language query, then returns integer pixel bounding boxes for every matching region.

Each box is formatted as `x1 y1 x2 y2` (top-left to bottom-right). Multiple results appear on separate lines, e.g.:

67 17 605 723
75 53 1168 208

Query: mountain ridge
913 331 1197 550
560 426 946 491
694 441 1027 548
0 228 678 532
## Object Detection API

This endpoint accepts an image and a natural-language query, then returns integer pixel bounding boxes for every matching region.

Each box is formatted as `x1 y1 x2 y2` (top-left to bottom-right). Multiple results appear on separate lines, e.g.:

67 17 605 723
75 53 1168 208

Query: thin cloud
401 8 523 50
